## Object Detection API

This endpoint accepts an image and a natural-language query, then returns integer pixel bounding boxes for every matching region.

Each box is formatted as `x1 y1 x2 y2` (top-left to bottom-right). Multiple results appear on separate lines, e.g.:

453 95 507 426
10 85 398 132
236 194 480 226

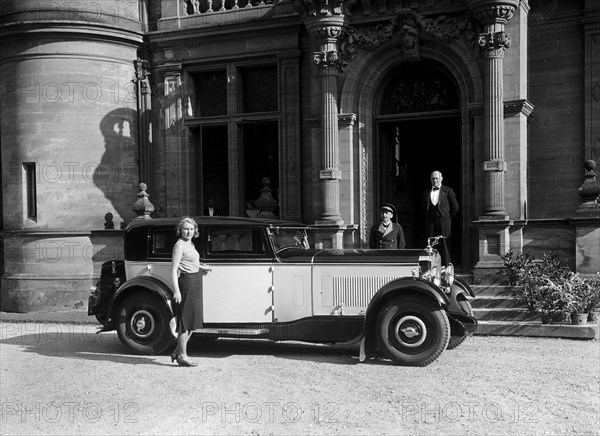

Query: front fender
99 276 175 332
447 276 475 313
446 277 477 335
352 277 450 361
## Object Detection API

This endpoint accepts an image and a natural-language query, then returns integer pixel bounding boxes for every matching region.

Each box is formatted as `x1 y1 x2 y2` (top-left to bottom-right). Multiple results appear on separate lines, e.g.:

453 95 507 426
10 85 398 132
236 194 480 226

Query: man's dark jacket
422 185 459 237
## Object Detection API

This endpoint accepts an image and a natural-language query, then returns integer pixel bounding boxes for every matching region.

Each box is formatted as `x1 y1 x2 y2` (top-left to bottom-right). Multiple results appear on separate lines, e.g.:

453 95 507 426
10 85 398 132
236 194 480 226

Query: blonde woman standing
171 216 211 367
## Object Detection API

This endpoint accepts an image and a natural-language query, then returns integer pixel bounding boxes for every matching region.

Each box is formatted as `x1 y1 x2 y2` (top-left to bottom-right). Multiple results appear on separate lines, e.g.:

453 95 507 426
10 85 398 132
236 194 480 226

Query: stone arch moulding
342 36 484 246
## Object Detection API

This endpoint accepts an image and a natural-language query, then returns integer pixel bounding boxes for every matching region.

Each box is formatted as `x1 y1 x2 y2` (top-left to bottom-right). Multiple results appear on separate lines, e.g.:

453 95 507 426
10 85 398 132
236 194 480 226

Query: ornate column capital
304 15 347 41
478 31 511 56
133 58 151 94
305 15 348 72
313 50 345 72
467 0 519 25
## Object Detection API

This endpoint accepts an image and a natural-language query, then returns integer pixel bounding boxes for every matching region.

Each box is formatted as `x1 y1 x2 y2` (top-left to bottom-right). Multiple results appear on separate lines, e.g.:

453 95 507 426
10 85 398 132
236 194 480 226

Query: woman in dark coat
369 203 406 249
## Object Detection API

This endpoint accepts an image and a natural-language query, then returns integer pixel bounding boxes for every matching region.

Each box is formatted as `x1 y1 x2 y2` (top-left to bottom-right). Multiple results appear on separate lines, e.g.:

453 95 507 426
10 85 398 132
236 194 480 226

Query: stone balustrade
183 0 275 15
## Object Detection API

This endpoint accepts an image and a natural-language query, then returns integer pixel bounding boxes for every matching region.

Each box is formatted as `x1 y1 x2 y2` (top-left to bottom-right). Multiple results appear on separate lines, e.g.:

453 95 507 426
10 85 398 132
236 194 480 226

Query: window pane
199 125 229 216
240 65 277 113
194 70 227 116
208 228 266 255
380 63 459 114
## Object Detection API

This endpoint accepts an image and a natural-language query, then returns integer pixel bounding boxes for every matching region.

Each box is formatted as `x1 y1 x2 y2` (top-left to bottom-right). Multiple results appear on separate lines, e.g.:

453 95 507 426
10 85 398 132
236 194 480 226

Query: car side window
206 227 269 258
151 228 178 259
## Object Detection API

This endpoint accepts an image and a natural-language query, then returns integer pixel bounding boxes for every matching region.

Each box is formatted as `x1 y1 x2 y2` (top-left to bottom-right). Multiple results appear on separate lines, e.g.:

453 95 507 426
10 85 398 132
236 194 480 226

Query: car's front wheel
117 292 176 355
376 295 450 366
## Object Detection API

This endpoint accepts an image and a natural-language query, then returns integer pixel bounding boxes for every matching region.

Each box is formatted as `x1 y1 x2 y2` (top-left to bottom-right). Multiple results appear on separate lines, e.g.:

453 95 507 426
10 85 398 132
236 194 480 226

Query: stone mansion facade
1 0 599 311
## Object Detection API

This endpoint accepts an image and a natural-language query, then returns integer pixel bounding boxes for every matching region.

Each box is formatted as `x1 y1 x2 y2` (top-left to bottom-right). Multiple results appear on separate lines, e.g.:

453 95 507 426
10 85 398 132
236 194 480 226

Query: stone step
471 285 519 297
474 320 599 340
472 308 540 322
471 296 525 309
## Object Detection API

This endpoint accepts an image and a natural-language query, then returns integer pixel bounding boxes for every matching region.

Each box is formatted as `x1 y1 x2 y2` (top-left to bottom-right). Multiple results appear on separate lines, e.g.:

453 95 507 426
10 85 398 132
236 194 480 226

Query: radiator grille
332 276 400 307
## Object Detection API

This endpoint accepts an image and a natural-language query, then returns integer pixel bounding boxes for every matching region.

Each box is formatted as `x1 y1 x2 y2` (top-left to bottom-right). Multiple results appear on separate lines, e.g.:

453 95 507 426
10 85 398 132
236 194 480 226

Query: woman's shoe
170 352 178 363
176 355 199 367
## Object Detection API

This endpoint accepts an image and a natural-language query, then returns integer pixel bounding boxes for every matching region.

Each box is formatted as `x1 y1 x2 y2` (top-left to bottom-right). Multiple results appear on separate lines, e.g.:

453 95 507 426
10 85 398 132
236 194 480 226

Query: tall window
23 162 37 219
188 62 280 216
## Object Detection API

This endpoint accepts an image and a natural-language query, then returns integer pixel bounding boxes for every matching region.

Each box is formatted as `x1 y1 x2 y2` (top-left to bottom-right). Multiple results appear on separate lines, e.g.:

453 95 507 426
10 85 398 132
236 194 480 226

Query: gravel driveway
1 322 599 435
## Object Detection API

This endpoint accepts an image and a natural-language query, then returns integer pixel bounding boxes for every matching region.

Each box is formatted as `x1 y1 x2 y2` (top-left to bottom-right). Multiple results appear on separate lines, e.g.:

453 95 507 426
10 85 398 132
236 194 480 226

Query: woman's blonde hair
175 216 199 238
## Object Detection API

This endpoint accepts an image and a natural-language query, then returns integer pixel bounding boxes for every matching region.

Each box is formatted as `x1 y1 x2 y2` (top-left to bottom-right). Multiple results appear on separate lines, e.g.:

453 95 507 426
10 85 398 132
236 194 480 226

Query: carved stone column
469 0 519 218
159 64 193 217
469 1 519 283
305 15 347 225
134 58 152 189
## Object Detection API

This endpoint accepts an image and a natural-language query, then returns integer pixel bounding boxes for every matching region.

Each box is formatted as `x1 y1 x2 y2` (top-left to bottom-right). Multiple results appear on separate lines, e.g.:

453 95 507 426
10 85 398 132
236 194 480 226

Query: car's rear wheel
447 298 474 350
117 292 176 355
376 295 450 366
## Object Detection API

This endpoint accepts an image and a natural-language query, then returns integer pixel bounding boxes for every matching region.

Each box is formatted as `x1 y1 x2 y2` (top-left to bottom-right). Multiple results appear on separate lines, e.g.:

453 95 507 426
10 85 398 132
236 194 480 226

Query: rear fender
355 277 450 361
99 276 175 332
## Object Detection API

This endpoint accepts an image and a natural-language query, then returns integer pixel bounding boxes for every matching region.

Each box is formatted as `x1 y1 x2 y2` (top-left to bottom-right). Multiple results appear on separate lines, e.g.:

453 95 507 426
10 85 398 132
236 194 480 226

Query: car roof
125 216 307 231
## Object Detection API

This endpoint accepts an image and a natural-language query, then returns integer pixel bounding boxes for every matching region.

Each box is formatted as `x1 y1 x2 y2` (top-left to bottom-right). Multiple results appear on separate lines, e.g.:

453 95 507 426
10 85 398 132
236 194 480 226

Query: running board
194 328 269 337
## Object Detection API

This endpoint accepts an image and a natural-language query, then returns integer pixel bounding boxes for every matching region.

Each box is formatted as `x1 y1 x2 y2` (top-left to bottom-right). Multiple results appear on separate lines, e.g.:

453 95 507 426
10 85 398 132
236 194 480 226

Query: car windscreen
270 228 310 251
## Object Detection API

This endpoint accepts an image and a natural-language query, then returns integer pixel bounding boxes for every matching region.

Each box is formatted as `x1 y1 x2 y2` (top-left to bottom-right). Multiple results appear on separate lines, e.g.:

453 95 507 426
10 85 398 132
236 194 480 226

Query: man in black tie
421 171 459 266
203 198 221 217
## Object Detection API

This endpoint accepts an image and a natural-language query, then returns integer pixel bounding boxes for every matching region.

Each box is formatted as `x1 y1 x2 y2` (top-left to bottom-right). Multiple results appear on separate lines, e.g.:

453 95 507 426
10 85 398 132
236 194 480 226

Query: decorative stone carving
418 12 477 42
255 177 279 219
478 31 511 52
339 10 481 65
469 1 517 24
578 160 600 212
314 49 348 72
133 58 151 94
132 183 155 220
293 0 346 18
399 18 419 57
104 212 115 229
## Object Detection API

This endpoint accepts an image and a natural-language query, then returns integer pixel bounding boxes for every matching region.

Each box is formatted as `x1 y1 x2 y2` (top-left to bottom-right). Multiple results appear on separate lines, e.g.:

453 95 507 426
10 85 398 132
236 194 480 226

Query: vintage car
88 216 477 366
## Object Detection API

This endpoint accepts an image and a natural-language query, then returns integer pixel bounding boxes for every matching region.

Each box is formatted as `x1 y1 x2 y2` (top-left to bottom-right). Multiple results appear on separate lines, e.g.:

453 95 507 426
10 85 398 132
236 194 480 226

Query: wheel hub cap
130 309 155 339
395 315 427 348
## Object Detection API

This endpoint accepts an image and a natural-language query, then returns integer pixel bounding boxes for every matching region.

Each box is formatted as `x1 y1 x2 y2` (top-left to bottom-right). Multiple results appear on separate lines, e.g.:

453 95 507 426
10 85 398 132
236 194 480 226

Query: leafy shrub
569 272 600 314
503 250 572 314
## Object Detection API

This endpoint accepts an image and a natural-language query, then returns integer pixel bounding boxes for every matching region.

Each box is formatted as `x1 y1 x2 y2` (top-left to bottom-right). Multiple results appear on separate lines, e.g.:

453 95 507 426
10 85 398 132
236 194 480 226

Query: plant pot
571 313 589 325
541 312 565 324
588 311 600 323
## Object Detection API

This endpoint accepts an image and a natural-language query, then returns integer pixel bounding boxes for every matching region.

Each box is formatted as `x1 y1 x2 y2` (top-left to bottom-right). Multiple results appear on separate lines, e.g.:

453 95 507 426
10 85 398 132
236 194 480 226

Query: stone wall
527 1 586 218
0 0 143 311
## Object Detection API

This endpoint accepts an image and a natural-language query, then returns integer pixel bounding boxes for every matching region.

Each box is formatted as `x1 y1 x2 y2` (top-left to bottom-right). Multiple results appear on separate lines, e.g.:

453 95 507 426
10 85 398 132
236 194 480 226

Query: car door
201 226 274 323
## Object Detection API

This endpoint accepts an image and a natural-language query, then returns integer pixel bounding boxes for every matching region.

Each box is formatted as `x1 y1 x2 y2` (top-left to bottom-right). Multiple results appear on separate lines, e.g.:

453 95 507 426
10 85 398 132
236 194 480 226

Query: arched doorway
375 61 462 266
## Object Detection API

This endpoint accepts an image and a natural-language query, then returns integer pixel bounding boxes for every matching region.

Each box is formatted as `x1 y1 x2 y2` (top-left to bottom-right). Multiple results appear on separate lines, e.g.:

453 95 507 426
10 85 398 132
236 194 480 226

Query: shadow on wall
95 108 139 227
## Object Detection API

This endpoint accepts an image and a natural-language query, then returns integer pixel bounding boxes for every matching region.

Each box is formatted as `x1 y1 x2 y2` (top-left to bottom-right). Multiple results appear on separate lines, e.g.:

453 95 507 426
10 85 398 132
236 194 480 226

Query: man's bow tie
432 187 440 191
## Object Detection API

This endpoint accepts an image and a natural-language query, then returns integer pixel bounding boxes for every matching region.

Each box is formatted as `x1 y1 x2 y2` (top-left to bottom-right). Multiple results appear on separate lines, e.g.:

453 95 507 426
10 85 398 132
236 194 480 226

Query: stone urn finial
254 177 278 219
132 182 155 220
103 212 115 229
577 160 600 214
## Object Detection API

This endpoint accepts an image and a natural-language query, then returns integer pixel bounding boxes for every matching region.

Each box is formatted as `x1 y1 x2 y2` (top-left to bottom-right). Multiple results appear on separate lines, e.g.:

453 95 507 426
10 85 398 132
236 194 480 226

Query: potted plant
535 277 574 324
583 273 600 323
568 273 593 325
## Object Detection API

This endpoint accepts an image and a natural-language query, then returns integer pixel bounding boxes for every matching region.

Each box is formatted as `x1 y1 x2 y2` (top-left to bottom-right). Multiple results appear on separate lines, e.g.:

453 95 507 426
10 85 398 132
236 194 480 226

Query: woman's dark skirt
175 271 203 332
